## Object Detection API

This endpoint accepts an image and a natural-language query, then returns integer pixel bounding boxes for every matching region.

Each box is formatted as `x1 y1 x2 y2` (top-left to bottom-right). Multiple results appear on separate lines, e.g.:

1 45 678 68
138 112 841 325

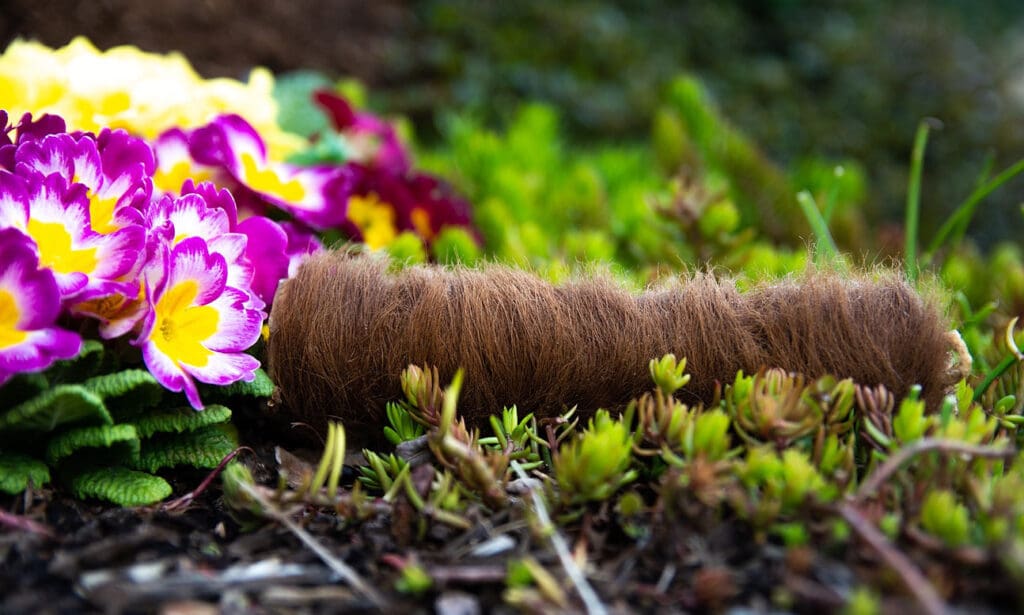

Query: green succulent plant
555 410 637 505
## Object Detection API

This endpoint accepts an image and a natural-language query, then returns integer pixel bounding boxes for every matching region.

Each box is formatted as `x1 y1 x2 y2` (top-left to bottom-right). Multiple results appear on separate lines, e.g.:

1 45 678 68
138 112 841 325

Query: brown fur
267 253 955 440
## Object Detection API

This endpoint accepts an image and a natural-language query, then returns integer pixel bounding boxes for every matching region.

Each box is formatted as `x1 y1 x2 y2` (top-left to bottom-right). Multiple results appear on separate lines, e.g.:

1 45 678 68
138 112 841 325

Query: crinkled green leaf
0 372 49 409
85 369 165 419
134 424 238 473
204 368 274 400
0 452 50 494
1 385 111 431
66 465 172 506
46 423 140 466
130 404 232 439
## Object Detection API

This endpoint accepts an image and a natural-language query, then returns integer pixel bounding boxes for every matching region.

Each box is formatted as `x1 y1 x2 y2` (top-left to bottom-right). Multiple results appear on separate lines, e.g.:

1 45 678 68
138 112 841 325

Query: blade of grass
821 165 845 224
972 318 1023 403
905 119 939 283
797 190 839 265
924 157 1024 259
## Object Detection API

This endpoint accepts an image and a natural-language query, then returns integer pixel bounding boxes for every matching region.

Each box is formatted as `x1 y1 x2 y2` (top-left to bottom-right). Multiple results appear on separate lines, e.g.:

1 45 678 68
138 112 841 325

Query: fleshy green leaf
0 452 50 494
1 385 111 431
202 368 274 400
85 369 165 419
67 465 172 506
134 424 238 473
130 405 232 439
46 423 140 466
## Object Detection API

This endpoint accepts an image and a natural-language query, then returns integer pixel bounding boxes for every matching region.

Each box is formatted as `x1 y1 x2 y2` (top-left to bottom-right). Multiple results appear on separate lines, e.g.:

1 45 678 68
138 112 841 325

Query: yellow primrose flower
0 37 303 160
347 193 398 250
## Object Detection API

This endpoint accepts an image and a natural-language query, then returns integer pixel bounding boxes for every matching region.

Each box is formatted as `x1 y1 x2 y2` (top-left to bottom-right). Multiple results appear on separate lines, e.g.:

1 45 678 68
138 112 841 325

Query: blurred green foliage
392 0 1024 246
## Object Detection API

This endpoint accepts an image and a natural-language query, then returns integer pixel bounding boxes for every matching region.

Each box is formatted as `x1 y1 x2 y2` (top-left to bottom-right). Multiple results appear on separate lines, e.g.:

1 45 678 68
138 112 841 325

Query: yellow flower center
153 161 213 194
27 219 99 275
239 152 306 202
0 289 28 350
151 280 218 368
88 192 120 234
347 193 397 250
70 174 121 234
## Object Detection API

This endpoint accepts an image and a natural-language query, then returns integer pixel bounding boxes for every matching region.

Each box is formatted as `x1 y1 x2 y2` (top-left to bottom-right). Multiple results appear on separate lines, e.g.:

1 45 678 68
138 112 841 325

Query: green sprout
843 587 881 615
728 369 818 449
394 561 433 595
308 421 346 499
358 450 408 493
555 410 637 504
892 386 932 444
649 353 691 396
920 489 972 548
685 408 733 462
383 401 425 445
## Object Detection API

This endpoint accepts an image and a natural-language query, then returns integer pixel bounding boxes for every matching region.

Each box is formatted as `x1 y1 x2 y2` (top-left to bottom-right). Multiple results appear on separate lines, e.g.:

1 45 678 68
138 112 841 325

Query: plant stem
511 460 607 615
837 501 947 615
0 509 54 538
236 479 388 608
856 438 1015 501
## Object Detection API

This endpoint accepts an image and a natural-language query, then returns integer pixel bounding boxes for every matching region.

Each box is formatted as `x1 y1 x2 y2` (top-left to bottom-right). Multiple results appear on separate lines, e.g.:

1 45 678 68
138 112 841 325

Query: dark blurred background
2 0 1022 246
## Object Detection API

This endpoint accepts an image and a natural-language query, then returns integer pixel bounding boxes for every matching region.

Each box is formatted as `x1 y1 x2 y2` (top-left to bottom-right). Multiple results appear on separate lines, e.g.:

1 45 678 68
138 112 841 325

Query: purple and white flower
0 171 145 301
137 237 263 409
0 227 81 385
15 130 152 234
189 114 352 229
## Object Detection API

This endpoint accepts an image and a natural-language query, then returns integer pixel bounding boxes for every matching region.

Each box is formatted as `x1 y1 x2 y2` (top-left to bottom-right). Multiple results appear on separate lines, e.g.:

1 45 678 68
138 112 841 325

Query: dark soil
0 405 841 614
2 398 1019 613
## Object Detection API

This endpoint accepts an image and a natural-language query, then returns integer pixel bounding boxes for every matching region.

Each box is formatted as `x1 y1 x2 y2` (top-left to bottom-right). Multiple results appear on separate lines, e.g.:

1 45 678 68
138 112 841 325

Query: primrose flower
15 131 152 234
138 237 262 409
342 165 476 248
70 234 165 340
152 128 217 195
280 221 324 277
314 90 411 175
189 114 353 229
0 111 68 171
147 189 257 309
162 180 299 308
0 37 303 159
0 228 81 385
0 171 145 301
235 216 289 307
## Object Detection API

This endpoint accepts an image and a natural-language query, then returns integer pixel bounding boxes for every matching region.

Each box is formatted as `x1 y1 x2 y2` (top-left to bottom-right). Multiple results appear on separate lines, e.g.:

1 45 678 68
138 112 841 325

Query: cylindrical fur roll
267 253 955 438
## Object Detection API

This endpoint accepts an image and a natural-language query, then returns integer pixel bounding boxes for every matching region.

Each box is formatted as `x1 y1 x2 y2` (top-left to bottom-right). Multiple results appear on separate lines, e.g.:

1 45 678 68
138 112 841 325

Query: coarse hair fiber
267 252 955 440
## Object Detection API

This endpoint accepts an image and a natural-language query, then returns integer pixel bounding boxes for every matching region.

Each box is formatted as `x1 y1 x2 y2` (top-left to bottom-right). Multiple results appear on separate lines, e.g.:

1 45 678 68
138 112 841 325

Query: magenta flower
147 190 258 309
0 171 145 301
0 228 81 385
189 114 353 229
340 164 476 247
15 131 151 234
235 216 289 307
279 221 323 277
151 128 218 195
137 237 263 409
70 234 165 340
314 90 411 176
1 112 68 172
